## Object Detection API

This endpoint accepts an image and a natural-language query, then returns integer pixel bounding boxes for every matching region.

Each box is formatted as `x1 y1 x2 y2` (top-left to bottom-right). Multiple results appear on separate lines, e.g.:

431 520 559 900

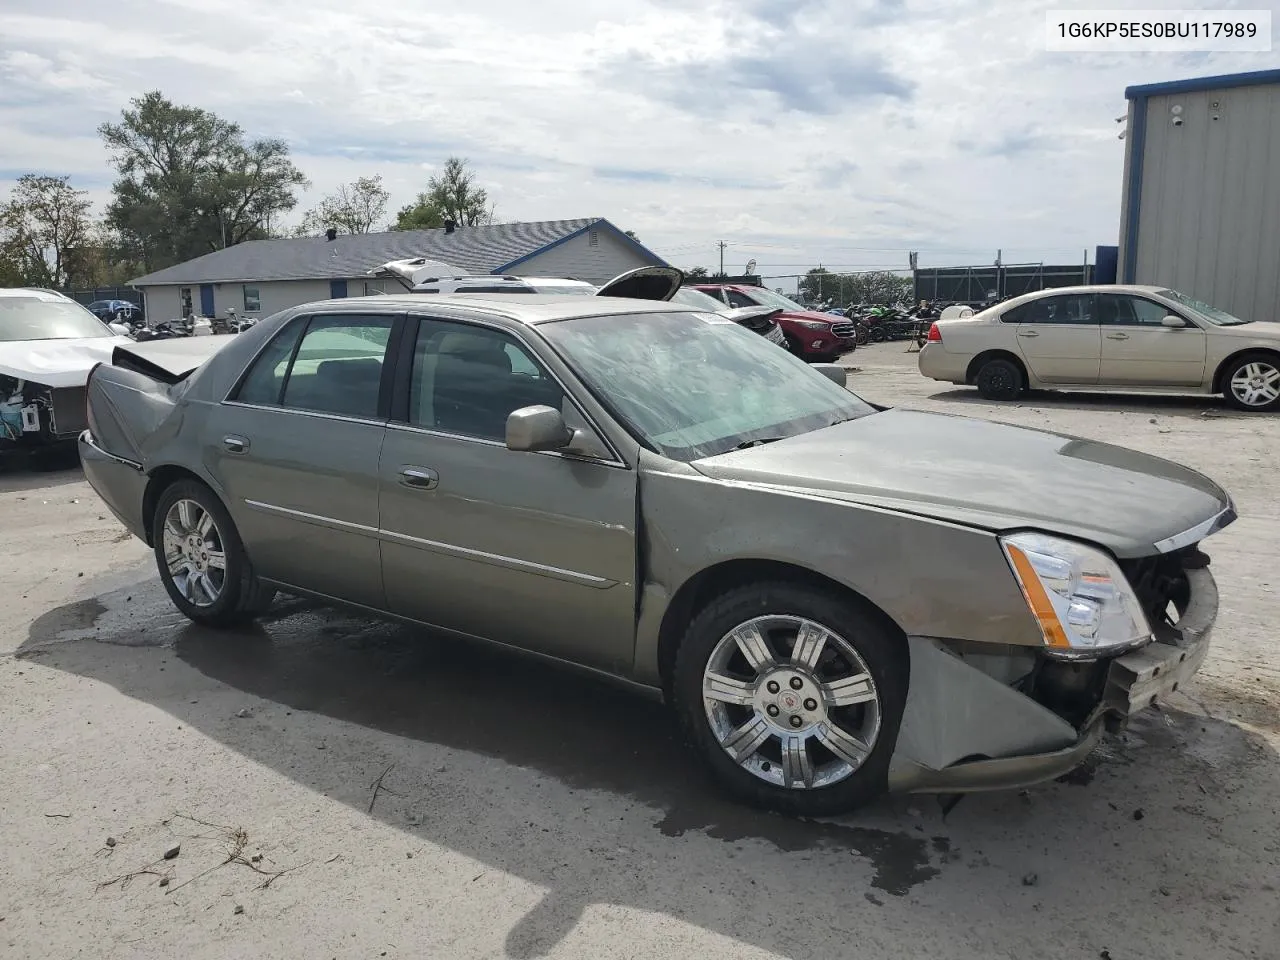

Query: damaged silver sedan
78 293 1233 816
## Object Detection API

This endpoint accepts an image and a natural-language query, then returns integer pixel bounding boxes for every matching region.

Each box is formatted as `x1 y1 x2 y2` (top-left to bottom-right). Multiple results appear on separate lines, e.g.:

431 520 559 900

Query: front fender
632 452 1040 686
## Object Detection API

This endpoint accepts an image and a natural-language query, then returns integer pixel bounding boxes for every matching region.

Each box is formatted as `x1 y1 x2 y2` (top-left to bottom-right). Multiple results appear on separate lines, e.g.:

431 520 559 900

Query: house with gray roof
129 218 667 321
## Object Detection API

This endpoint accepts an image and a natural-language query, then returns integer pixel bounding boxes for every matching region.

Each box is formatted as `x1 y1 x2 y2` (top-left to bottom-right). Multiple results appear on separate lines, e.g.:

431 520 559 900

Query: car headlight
1000 532 1152 659
792 320 831 331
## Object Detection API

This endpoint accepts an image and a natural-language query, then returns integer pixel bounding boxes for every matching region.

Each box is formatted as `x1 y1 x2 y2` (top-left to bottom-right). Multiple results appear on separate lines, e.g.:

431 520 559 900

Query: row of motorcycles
117 309 259 342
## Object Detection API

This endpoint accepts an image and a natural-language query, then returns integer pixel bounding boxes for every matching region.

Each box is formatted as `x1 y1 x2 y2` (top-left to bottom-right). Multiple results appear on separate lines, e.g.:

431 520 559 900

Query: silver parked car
80 293 1233 816
919 284 1280 411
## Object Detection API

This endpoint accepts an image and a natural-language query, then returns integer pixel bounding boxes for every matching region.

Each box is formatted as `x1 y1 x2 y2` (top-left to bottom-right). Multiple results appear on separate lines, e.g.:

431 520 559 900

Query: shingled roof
129 218 658 286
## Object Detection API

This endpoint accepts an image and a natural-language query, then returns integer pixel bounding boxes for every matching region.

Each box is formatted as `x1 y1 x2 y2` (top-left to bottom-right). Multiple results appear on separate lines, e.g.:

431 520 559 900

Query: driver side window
407 319 565 442
724 290 757 309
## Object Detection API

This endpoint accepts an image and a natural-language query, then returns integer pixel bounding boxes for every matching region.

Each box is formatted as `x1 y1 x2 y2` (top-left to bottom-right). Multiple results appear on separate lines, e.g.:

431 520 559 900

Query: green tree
99 91 309 271
685 265 709 279
298 175 390 236
393 157 493 230
0 175 94 288
799 267 910 306
624 229 640 242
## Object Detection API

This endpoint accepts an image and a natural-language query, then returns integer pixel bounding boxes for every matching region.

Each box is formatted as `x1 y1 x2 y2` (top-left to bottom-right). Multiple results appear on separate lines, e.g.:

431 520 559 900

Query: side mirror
1162 315 1186 328
506 405 574 452
811 363 847 386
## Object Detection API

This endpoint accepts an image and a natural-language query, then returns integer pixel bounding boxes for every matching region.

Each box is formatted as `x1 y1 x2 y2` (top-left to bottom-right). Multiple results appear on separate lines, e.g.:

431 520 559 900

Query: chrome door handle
1018 330 1039 338
223 435 250 453
399 466 439 489
1106 333 1130 340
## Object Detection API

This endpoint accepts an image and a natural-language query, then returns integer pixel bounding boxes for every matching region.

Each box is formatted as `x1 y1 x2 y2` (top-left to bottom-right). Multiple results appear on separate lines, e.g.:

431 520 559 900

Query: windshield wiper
733 437 786 450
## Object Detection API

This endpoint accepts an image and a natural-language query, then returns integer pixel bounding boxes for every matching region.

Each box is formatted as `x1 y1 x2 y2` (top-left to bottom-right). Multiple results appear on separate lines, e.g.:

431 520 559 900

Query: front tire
672 581 908 817
1221 352 1280 412
974 356 1024 400
153 480 276 627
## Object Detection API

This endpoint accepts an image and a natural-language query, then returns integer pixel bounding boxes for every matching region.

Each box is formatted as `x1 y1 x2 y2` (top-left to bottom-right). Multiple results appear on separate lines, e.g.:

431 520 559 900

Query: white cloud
1 0 1274 286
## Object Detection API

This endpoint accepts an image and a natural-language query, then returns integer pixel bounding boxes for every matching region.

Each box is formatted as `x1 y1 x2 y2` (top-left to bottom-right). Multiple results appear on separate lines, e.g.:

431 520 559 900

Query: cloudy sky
1 0 1274 286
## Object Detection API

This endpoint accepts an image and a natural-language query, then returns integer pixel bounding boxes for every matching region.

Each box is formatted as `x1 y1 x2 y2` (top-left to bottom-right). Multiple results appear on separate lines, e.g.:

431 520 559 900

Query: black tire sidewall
1222 353 1280 412
976 358 1023 400
672 581 909 817
152 479 254 625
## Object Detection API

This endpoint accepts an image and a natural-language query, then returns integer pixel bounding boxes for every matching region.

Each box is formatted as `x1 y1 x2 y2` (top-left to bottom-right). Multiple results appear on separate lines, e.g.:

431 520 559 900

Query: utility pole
718 241 726 277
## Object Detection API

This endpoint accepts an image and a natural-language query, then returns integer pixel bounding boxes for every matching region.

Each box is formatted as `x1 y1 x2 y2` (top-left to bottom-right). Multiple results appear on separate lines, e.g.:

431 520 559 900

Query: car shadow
18 583 1280 959
0 454 84 490
925 388 1245 418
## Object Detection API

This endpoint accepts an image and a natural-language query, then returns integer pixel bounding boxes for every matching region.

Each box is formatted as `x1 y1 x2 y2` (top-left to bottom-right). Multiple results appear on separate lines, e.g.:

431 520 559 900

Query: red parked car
692 284 858 362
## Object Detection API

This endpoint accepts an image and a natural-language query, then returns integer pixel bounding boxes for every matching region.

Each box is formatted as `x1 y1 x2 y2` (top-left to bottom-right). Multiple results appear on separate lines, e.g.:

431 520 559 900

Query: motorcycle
131 317 194 341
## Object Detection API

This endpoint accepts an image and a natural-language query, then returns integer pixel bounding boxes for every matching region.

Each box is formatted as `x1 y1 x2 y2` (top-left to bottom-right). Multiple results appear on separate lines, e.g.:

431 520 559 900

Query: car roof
307 293 703 325
0 287 75 301
1016 284 1167 296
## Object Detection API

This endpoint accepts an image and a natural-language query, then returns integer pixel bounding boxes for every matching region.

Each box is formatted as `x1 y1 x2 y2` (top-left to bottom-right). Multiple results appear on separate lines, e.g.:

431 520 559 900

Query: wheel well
965 349 1026 385
141 465 208 546
654 559 907 695
1211 348 1280 394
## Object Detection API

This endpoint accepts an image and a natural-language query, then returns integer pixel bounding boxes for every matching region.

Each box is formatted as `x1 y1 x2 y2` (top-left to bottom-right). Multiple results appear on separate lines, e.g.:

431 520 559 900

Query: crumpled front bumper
888 566 1218 794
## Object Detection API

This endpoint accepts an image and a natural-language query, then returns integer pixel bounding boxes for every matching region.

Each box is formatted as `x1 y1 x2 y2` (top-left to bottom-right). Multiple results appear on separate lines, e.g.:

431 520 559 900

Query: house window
243 285 262 313
364 280 387 296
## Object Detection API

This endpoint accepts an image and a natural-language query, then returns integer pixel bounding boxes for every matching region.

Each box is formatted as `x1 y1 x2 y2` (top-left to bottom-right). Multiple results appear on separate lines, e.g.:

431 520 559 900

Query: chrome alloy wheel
702 615 882 790
161 499 227 607
1229 361 1280 408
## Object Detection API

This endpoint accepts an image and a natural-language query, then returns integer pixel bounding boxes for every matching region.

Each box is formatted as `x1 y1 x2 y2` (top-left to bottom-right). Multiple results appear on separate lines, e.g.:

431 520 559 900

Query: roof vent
325 227 338 241
444 219 457 234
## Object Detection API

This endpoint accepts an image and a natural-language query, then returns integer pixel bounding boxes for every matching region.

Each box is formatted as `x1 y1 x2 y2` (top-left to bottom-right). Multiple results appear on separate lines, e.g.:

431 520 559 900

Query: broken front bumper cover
889 566 1217 794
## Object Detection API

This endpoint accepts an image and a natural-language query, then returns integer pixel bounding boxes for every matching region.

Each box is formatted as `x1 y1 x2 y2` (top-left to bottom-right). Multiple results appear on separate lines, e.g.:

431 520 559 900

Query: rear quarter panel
632 451 1041 686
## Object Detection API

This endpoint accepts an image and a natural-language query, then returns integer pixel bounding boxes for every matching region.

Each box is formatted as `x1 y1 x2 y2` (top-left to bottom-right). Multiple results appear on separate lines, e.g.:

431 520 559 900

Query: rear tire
152 479 276 627
974 356 1024 401
672 581 908 817
1221 352 1280 412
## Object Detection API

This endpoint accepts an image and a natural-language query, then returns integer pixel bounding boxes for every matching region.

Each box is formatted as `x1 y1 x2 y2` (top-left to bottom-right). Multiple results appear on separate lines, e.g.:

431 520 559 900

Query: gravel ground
1 341 1277 960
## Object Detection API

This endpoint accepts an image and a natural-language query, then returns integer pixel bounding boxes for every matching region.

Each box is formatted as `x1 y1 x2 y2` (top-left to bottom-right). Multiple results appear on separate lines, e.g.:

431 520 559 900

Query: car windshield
670 287 730 312
1158 289 1251 326
0 297 114 342
740 288 808 312
540 311 873 461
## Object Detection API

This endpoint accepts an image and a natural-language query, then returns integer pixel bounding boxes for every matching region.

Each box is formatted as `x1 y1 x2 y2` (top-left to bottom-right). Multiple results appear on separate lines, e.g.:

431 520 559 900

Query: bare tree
298 176 391 235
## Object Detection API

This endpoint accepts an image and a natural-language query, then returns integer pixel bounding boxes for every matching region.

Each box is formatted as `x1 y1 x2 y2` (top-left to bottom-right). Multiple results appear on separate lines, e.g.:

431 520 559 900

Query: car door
1096 293 1207 386
377 314 639 673
204 310 401 608
1005 293 1101 384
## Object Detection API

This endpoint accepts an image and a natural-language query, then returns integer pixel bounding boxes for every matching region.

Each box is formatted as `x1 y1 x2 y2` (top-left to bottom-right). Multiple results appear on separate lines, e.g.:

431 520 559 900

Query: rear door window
1003 294 1096 325
233 314 395 419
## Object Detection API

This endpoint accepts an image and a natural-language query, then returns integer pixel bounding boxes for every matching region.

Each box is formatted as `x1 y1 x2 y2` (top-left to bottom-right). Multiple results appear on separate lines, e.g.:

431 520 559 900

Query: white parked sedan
1 288 132 450
918 285 1280 411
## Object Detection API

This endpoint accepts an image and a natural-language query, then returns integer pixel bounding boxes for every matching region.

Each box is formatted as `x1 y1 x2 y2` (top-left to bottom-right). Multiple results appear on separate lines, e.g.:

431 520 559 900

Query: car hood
0 337 133 388
779 308 842 324
691 409 1233 558
1204 320 1280 338
370 257 464 289
595 265 684 301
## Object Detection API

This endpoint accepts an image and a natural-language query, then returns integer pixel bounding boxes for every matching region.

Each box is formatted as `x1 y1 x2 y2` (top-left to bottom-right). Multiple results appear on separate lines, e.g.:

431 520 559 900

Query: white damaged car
0 288 132 452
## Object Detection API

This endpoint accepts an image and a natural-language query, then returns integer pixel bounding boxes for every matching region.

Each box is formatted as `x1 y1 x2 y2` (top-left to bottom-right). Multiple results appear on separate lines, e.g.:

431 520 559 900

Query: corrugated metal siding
1132 83 1280 323
510 229 654 283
